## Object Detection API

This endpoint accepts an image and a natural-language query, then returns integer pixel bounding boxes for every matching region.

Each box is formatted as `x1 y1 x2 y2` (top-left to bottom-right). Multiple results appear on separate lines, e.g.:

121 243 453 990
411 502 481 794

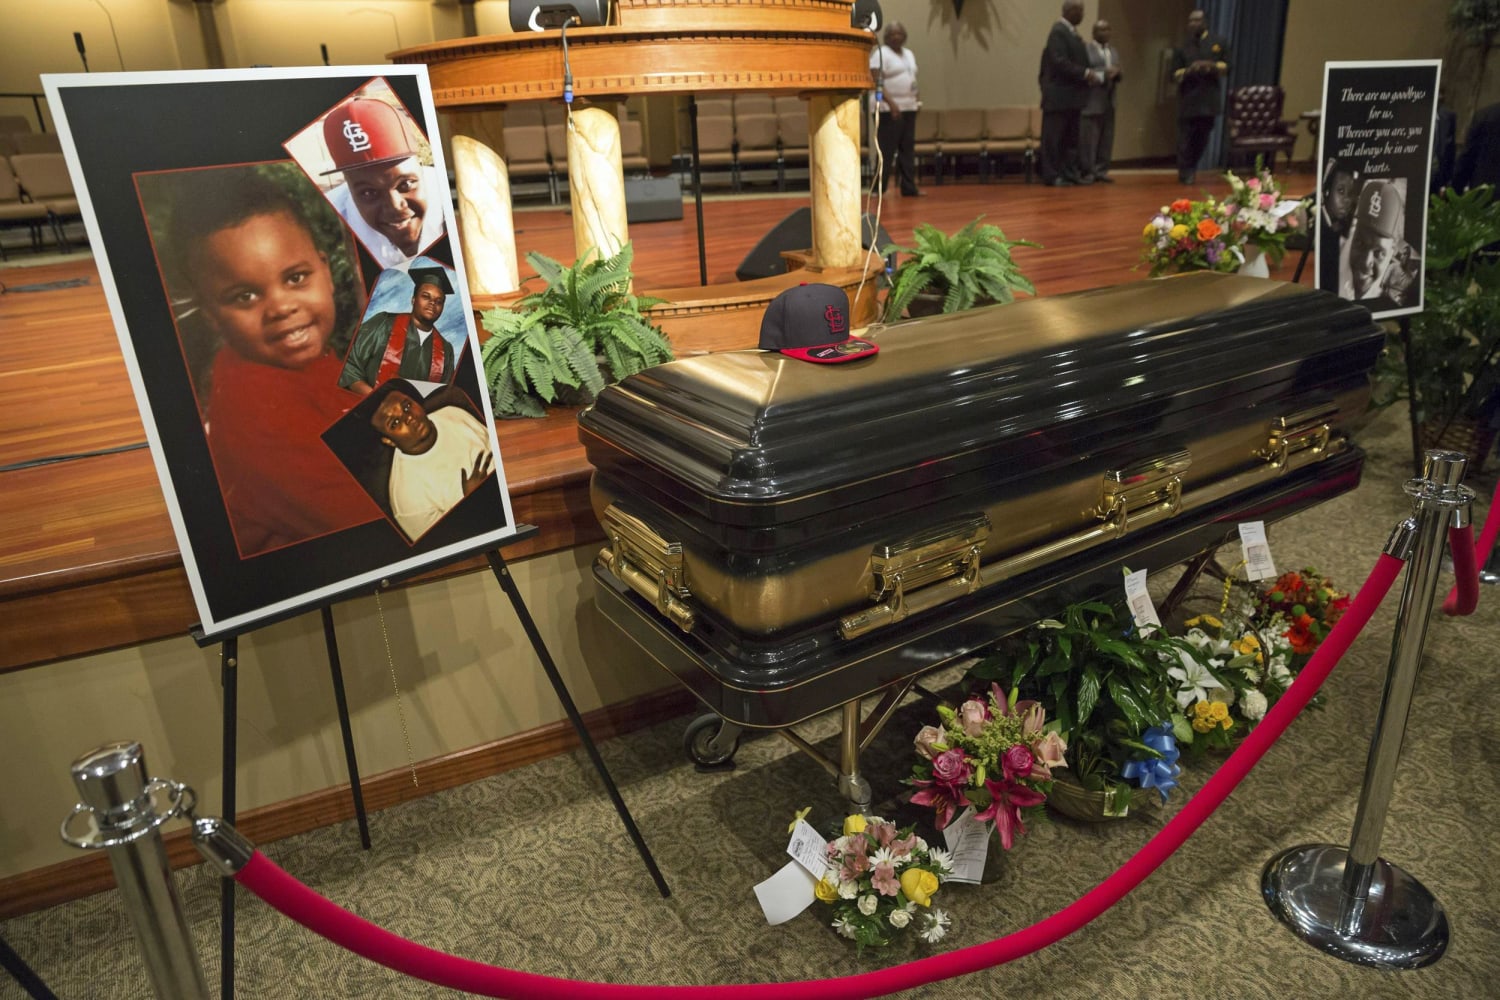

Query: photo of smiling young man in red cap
288 81 448 268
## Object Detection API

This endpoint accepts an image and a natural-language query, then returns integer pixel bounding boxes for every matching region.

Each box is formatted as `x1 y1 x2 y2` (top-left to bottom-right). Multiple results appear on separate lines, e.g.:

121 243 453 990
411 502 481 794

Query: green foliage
1371 185 1500 432
966 599 1190 796
479 243 673 418
881 217 1038 322
1450 0 1500 45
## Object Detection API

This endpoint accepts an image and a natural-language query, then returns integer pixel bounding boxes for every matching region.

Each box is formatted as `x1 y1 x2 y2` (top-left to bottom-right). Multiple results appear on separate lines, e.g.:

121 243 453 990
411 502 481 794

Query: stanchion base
1262 844 1448 969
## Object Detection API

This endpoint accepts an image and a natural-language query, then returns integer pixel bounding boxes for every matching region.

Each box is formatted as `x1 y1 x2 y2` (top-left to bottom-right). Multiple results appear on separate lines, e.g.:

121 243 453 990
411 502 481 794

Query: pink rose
914 725 945 760
958 699 987 737
1259 193 1276 209
1035 730 1069 771
1001 744 1033 780
1247 177 1261 191
931 748 972 786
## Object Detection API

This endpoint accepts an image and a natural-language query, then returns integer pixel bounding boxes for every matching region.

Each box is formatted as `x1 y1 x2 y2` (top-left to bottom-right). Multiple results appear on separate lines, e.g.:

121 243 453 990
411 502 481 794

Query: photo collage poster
42 67 517 638
1315 60 1441 320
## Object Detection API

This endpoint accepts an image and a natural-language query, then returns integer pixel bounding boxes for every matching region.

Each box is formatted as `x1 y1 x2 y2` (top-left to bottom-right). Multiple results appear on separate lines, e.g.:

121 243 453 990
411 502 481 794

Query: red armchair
1226 85 1298 172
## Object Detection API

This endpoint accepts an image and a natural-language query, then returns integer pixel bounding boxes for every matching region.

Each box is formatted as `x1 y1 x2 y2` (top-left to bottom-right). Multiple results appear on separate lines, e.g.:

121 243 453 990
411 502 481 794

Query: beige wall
1282 0 1451 163
0 546 671 878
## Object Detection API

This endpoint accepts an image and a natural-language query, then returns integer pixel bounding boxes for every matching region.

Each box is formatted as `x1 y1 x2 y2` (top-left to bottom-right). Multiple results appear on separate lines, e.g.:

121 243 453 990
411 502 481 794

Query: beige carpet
3 404 1498 999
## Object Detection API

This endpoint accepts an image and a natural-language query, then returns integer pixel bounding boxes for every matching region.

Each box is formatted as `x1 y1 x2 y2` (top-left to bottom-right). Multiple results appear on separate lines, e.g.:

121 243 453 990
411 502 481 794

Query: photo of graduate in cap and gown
340 262 464 396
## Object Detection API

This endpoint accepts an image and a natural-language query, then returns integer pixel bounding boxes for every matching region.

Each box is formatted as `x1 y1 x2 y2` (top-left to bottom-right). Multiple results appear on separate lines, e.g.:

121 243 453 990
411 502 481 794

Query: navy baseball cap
758 283 878 364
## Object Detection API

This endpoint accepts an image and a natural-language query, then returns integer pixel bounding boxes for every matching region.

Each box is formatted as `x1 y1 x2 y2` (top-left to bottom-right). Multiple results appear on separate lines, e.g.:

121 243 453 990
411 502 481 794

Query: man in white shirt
320 96 447 267
368 383 494 541
868 21 924 197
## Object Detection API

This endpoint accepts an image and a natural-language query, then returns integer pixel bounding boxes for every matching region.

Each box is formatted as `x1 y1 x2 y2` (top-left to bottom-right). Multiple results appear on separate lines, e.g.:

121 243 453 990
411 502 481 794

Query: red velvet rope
234 551 1408 1000
1443 479 1500 615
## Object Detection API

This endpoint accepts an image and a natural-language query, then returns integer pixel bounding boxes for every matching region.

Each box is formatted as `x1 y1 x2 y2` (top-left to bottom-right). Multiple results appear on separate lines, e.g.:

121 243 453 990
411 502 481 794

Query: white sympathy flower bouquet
808 812 953 953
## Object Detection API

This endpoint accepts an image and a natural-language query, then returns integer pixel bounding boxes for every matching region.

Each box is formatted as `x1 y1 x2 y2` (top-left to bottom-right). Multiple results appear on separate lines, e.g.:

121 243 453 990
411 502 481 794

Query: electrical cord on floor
0 441 148 474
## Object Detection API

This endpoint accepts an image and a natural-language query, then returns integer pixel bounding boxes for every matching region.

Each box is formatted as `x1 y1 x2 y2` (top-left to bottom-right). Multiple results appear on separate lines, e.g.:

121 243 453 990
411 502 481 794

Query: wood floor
0 168 1319 670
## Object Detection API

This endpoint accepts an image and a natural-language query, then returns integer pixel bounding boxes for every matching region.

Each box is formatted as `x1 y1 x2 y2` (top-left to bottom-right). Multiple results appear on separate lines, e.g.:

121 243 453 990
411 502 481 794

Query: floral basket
1419 417 1495 475
1047 773 1159 822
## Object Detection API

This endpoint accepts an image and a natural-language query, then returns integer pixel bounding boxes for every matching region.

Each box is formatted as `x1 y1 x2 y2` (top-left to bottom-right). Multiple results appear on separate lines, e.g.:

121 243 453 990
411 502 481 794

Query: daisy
925 846 954 873
919 909 951 944
832 915 857 940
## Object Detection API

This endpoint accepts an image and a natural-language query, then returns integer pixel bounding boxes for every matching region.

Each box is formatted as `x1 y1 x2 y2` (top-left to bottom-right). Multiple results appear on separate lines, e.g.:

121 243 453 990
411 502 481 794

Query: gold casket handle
598 505 696 633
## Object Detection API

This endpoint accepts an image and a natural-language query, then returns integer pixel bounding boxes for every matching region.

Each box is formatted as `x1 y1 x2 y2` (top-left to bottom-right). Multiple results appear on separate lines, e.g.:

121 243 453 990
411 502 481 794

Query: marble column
566 106 629 264
450 134 520 296
807 94 863 269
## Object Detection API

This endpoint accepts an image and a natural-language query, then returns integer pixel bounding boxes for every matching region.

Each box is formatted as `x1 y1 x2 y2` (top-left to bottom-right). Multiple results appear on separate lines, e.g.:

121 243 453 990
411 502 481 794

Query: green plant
966 599 1187 811
1371 185 1500 435
479 243 673 418
881 217 1037 322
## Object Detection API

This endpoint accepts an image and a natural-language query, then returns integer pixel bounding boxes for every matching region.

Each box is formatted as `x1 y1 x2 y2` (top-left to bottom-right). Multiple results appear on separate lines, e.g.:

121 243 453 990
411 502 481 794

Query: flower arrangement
811 813 954 953
1220 157 1307 268
907 685 1065 849
967 600 1190 815
1141 196 1242 277
1164 566 1347 751
1257 567 1351 663
1140 158 1306 278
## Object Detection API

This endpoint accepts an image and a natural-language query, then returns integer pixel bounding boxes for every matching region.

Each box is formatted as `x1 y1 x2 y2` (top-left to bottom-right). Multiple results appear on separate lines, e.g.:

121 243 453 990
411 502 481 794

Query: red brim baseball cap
759 283 879 364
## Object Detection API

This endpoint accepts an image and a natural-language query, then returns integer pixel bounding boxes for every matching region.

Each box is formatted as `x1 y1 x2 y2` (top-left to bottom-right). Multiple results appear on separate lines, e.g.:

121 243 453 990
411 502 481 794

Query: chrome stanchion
60 742 210 999
1263 449 1473 969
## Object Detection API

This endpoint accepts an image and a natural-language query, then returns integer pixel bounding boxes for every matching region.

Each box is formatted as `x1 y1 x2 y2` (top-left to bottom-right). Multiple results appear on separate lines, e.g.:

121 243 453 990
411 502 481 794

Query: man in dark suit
1039 1 1101 187
1454 101 1500 193
1172 9 1229 185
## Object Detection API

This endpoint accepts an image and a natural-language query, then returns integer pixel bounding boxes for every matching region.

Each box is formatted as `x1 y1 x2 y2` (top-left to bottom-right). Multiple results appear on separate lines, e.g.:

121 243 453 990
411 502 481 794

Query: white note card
941 806 991 886
786 819 830 880
754 860 818 925
1124 568 1161 631
1238 521 1278 581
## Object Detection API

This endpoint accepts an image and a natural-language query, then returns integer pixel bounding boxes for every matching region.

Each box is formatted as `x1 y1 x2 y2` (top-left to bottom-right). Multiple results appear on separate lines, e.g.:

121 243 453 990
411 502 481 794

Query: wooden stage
0 169 1318 672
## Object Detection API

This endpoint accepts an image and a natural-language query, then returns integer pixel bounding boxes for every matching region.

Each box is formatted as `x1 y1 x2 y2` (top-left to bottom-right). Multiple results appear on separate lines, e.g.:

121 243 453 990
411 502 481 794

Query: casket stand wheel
683 713 742 770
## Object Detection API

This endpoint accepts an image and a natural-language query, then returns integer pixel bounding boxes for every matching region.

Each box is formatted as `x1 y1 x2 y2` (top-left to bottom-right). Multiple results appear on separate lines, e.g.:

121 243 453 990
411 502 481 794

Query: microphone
320 43 330 66
74 31 90 72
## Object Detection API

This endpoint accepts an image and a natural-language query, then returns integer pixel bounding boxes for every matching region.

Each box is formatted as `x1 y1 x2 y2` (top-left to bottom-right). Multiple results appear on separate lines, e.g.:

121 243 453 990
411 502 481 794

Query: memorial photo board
1314 60 1441 320
42 67 517 638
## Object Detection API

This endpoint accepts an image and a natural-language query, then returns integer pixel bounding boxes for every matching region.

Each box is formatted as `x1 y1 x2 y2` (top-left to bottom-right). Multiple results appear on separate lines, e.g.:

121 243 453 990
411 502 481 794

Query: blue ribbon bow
1122 723 1182 803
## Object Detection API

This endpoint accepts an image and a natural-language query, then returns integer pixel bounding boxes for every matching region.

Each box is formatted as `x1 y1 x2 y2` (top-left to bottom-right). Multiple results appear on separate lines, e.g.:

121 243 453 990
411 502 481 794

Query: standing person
869 21 923 197
1171 9 1229 185
339 266 458 396
1079 19 1122 184
1039 1 1101 187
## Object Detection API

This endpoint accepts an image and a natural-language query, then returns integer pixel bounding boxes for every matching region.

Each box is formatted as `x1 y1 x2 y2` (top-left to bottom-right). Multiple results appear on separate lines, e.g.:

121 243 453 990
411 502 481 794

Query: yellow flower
814 874 840 903
1192 701 1214 720
1208 702 1229 723
843 814 867 836
1220 716 1234 730
900 868 940 907
1186 614 1223 630
788 806 811 833
1169 224 1189 241
1143 222 1157 238
1192 716 1215 733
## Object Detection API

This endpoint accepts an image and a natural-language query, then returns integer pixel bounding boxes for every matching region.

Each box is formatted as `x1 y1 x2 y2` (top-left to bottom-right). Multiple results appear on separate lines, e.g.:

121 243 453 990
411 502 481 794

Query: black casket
578 273 1383 799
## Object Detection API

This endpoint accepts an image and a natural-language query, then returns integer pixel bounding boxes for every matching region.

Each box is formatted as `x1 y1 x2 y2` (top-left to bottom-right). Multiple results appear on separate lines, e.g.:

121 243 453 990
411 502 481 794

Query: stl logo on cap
1369 188 1383 218
759 283 878 365
341 119 372 154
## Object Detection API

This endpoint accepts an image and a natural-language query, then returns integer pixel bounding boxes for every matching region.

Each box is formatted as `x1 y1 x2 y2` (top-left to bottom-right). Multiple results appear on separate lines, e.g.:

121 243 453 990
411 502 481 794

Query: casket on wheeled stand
578 273 1384 807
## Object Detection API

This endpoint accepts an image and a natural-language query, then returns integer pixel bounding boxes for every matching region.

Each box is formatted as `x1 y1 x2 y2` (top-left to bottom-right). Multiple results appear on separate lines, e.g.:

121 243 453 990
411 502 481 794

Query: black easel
203 603 378 1000
204 525 668 999
687 95 708 286
0 935 58 1000
1400 315 1423 477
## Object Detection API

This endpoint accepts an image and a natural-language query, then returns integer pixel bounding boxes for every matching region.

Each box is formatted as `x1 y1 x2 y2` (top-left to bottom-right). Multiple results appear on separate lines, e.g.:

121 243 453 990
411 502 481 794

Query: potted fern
480 243 673 418
882 217 1038 322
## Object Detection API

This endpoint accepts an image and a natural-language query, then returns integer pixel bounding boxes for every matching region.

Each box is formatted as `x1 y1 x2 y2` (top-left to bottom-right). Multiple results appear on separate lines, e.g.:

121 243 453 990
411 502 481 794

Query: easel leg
0 934 58 1000
1401 317 1423 478
320 606 371 850
219 638 237 1000
1160 546 1221 617
485 551 671 898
